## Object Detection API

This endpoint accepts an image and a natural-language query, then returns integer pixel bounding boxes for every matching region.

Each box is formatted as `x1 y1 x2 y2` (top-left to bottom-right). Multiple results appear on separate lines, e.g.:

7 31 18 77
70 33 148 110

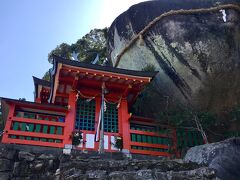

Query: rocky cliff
107 0 240 116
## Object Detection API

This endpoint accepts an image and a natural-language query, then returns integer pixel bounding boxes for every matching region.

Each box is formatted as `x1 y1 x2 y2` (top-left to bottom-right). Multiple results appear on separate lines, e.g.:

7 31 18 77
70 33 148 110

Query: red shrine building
0 55 204 157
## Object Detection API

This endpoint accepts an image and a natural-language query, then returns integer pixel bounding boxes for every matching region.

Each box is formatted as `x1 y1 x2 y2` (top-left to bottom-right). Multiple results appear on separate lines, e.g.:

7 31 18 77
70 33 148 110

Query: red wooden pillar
35 98 41 103
94 96 101 151
63 91 77 146
119 99 131 152
2 103 15 144
171 127 179 158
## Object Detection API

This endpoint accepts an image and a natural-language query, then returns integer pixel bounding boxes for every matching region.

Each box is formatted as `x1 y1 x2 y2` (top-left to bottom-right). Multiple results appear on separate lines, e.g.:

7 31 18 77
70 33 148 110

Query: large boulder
107 0 240 117
184 138 240 179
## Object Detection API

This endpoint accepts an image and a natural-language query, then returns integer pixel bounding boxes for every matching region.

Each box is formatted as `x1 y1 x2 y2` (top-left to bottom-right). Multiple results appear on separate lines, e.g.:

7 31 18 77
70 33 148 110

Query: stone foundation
0 144 217 179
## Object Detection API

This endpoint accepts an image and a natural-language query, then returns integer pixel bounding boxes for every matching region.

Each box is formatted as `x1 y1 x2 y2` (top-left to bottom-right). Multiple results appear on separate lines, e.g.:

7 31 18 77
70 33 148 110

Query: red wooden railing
2 104 67 148
1 102 203 156
129 116 177 157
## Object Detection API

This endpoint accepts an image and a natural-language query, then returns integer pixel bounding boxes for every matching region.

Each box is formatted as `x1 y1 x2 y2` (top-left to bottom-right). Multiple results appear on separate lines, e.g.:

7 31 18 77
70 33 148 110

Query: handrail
130 141 169 149
130 149 170 157
130 129 170 138
7 139 64 148
8 130 64 139
13 117 66 127
129 116 176 157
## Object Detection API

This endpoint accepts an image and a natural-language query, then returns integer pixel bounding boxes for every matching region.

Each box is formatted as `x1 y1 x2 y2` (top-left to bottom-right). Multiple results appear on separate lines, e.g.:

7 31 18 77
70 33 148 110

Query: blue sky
0 0 145 101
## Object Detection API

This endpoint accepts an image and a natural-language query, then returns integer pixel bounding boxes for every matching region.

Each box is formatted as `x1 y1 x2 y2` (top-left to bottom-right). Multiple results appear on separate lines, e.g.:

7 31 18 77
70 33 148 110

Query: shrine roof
33 76 51 101
49 55 158 104
0 97 67 110
33 76 51 87
52 55 158 78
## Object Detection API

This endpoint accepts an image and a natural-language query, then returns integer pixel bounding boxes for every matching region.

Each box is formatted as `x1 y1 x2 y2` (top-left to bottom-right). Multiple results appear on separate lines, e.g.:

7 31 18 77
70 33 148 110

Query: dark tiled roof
33 76 51 100
33 76 51 87
52 55 158 78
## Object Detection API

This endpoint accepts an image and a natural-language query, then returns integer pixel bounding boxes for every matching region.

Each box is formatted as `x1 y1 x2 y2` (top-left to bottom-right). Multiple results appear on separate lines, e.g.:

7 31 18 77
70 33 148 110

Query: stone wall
0 144 218 180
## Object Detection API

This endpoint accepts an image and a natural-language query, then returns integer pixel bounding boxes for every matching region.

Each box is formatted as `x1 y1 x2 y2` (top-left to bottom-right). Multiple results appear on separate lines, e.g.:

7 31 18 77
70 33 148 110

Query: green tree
48 28 107 64
48 43 72 63
230 105 240 121
197 111 217 128
42 71 50 81
44 28 108 80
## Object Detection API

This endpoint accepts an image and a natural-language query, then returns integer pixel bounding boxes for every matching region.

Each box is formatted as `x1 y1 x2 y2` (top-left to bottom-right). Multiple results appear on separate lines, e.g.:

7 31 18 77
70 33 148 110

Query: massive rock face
107 0 240 115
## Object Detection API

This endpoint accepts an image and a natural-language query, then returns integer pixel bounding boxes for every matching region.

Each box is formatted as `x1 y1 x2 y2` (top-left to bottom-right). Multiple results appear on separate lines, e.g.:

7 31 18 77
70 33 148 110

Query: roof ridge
52 54 159 78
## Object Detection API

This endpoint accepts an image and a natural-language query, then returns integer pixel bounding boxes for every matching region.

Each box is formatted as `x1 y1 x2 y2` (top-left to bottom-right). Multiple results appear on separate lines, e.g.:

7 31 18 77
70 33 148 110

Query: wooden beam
16 107 66 116
1 104 15 144
129 130 170 138
72 75 79 90
63 91 77 145
122 84 132 98
8 130 64 139
37 85 42 99
61 65 151 83
130 116 173 128
130 141 170 149
13 117 66 127
56 93 69 98
130 149 170 157
5 138 64 148
59 76 141 92
14 104 67 114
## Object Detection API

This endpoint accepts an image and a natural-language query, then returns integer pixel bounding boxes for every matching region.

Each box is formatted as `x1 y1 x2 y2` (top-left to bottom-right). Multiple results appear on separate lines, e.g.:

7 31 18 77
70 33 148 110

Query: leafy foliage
142 64 156 72
230 105 240 121
159 104 193 126
114 136 123 150
43 28 108 80
197 111 217 128
48 43 72 62
72 131 83 146
48 28 107 64
42 71 50 81
159 104 217 128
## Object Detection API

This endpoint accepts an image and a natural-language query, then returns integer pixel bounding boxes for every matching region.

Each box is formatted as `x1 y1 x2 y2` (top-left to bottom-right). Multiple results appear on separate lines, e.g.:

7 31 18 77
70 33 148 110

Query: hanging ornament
76 91 80 101
67 105 71 110
86 98 93 103
116 102 120 109
104 101 107 112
